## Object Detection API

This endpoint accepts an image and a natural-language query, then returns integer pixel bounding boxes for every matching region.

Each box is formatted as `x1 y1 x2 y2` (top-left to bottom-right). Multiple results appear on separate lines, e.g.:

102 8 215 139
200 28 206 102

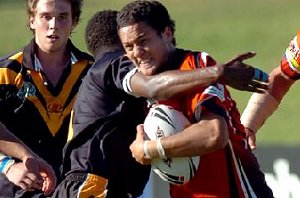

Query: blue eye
42 15 51 20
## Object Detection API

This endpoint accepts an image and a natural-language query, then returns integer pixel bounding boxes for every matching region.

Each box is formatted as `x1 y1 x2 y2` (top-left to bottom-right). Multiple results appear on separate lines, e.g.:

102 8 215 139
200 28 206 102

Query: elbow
209 119 229 150
147 78 174 100
214 128 229 150
146 86 162 99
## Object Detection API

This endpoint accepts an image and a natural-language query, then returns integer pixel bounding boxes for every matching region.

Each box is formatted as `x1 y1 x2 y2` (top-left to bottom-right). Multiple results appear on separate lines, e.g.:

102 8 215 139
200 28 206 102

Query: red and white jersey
281 30 300 80
157 49 273 198
123 49 273 198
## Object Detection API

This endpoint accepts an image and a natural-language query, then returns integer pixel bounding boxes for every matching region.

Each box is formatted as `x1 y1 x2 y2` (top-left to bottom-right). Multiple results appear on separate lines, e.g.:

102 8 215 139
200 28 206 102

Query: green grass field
0 0 300 145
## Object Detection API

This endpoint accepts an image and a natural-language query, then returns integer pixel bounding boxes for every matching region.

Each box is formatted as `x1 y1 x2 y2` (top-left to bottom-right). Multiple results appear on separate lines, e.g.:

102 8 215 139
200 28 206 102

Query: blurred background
1 0 299 197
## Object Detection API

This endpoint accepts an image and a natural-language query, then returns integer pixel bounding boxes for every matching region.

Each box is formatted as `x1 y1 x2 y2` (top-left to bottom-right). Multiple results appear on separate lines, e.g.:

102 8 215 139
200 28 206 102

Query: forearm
0 123 34 161
164 116 228 157
146 113 228 158
268 67 295 102
130 66 222 100
241 67 295 132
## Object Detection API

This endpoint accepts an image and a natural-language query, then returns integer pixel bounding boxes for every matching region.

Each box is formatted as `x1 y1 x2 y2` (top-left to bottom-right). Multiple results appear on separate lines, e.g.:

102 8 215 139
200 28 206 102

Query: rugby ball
143 104 200 185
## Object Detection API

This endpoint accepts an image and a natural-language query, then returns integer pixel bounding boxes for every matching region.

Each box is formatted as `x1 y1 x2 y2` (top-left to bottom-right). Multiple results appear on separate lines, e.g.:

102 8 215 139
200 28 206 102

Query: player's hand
24 157 57 196
245 127 256 150
130 124 152 165
219 52 269 93
5 157 56 196
5 161 43 192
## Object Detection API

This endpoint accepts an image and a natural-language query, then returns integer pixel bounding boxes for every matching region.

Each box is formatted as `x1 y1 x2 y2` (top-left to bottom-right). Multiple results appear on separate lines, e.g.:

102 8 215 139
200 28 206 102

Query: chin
142 69 156 76
140 66 157 76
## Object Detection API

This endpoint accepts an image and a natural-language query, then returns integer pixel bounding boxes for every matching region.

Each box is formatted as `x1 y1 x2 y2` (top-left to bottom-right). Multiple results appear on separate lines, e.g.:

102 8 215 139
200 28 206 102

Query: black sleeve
111 55 136 92
72 62 113 135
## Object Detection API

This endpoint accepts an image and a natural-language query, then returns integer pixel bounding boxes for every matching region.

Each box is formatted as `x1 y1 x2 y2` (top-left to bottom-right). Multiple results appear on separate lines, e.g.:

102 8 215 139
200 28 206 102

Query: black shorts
51 173 139 198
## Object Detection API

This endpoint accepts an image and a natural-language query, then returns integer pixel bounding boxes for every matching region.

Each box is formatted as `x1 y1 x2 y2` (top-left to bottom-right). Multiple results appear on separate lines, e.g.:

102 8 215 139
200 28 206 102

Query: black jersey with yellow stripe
0 39 94 175
60 50 150 197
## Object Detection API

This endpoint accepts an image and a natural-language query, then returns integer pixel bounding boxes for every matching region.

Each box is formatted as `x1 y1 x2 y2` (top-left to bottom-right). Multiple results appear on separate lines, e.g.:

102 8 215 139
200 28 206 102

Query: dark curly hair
85 10 121 56
117 0 176 45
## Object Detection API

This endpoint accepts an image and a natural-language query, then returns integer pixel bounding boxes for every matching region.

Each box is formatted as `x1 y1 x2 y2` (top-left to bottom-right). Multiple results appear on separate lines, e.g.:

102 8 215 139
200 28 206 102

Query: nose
49 17 58 30
133 45 145 58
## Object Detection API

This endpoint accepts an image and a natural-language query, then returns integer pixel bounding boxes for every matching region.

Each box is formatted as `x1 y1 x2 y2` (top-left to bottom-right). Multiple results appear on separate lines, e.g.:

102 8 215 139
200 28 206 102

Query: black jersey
0 39 94 175
61 50 150 197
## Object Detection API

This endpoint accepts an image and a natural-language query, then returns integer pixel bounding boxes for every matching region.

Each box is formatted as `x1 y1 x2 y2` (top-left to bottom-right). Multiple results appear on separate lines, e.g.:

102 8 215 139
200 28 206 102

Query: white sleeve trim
122 68 138 94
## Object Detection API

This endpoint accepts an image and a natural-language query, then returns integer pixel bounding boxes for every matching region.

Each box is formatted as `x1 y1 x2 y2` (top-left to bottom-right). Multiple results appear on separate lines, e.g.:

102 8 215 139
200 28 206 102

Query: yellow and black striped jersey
0 39 94 176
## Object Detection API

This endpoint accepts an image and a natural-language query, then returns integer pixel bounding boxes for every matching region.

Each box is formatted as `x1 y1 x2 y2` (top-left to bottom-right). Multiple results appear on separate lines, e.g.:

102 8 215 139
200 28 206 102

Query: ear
29 16 35 30
71 19 78 32
162 26 174 43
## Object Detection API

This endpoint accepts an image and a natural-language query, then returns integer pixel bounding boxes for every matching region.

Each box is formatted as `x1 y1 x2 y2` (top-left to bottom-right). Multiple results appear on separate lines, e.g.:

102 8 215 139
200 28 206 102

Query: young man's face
29 0 74 53
118 22 174 76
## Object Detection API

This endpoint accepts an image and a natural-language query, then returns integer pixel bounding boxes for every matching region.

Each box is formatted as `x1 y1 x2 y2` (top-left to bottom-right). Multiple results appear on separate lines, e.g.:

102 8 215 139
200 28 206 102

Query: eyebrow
38 11 70 16
133 32 146 43
122 32 145 46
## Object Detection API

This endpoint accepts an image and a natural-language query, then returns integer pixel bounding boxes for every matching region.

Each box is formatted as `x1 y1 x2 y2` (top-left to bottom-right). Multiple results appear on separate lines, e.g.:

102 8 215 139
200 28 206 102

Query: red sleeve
281 31 300 80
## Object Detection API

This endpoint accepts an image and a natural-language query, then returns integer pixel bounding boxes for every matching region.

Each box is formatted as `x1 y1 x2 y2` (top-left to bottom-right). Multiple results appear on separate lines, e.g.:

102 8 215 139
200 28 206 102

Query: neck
36 48 70 69
95 45 122 58
35 46 71 87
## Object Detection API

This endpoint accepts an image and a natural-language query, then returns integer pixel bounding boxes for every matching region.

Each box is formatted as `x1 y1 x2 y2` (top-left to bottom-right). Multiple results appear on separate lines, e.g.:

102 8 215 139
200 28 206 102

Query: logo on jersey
17 82 36 100
47 103 63 113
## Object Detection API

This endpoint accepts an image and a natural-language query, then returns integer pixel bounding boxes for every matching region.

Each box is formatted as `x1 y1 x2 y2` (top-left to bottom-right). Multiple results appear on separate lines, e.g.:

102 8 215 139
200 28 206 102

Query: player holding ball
118 0 274 197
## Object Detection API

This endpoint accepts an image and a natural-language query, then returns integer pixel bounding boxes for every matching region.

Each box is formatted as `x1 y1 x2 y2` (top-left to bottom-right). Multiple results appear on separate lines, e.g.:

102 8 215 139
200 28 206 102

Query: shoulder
68 40 94 63
191 51 216 68
84 51 127 87
74 49 94 63
0 49 25 85
111 54 134 71
0 49 24 73
178 49 216 69
91 51 134 74
90 50 124 72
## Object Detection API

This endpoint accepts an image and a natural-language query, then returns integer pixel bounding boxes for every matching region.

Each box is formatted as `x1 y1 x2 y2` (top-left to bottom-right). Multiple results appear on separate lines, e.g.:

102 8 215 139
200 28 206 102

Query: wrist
0 156 15 174
245 127 256 137
241 92 279 132
156 138 167 159
19 147 38 162
21 153 35 162
143 140 151 158
143 140 158 159
215 64 225 84
143 139 167 159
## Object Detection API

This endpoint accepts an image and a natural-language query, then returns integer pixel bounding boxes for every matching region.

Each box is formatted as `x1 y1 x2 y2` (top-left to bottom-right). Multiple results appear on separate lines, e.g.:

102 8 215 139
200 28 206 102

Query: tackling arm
130 66 221 100
129 52 268 100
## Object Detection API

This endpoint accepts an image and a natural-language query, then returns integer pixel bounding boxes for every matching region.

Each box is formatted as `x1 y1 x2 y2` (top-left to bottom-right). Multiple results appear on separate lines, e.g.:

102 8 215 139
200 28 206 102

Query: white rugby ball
144 104 200 185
